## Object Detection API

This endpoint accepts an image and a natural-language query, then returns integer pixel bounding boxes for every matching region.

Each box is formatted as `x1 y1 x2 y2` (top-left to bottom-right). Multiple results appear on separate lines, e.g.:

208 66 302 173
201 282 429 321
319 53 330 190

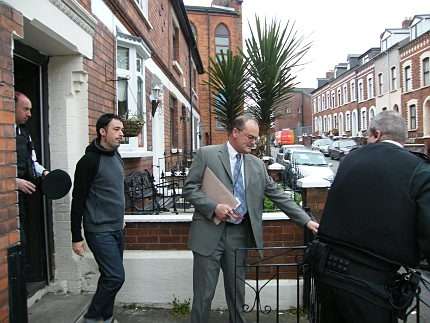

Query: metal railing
234 246 307 323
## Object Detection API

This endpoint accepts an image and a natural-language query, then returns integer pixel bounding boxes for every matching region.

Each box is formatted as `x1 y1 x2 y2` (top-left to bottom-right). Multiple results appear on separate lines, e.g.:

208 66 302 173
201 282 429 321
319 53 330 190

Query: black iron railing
234 246 307 323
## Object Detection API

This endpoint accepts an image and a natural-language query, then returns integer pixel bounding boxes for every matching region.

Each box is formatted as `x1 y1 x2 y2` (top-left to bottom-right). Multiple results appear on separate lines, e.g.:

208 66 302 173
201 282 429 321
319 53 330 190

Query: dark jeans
84 230 125 320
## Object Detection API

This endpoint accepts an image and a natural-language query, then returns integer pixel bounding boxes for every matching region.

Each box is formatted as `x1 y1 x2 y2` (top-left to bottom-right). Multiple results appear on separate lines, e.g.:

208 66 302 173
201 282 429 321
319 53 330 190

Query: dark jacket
70 140 124 242
319 142 430 266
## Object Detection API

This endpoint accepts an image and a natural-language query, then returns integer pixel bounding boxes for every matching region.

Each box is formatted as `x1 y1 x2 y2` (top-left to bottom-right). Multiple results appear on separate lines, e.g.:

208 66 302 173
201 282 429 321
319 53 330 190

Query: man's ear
99 127 107 138
374 130 382 142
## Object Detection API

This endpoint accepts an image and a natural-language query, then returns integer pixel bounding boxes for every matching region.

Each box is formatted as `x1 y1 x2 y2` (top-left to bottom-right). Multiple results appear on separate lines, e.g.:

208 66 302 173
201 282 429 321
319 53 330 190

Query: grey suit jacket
183 144 311 256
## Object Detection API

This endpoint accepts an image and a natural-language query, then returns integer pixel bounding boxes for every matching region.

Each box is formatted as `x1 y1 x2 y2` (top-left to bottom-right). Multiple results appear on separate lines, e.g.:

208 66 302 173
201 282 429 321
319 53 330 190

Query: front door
14 41 52 297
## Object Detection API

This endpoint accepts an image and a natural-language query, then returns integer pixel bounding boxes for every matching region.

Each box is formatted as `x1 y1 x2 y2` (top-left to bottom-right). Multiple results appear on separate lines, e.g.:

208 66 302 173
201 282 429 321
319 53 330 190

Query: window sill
172 60 183 75
119 148 153 159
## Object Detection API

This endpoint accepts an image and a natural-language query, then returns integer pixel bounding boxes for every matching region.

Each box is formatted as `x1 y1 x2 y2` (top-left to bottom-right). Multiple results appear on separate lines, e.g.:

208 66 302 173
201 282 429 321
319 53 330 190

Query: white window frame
369 106 376 123
331 91 335 109
367 74 374 99
420 51 430 88
360 107 368 131
337 88 342 107
403 60 412 92
345 111 351 131
326 92 330 109
134 0 149 20
378 72 383 95
116 34 151 157
407 99 419 131
391 66 397 91
342 84 348 104
338 112 344 135
350 81 356 101
358 79 364 102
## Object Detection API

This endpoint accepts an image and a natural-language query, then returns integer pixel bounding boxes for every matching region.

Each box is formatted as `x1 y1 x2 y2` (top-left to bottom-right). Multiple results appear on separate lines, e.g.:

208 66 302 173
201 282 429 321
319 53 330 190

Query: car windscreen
338 140 356 148
292 152 327 166
315 139 332 145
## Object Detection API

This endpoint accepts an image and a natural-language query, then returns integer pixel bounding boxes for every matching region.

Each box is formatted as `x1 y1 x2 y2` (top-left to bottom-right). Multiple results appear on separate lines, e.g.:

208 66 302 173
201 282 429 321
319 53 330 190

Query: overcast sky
184 0 429 88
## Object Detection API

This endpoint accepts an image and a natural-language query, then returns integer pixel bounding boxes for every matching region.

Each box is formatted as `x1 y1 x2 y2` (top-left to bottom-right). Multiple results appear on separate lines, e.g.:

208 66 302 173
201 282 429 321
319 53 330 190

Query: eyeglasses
236 128 259 143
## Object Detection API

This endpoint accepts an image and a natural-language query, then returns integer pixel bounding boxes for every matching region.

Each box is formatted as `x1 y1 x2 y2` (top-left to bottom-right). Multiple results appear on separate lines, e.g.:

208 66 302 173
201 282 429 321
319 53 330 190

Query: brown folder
201 167 240 225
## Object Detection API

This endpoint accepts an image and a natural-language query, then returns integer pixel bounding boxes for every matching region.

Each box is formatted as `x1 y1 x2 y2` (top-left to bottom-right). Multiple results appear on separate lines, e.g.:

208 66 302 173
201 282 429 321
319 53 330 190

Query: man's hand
214 203 241 222
16 178 36 194
306 220 319 234
72 241 86 256
42 170 49 176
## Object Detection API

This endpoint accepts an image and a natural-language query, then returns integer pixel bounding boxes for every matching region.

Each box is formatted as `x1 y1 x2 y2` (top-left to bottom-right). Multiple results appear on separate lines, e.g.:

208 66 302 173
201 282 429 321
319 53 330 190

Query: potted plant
122 114 145 137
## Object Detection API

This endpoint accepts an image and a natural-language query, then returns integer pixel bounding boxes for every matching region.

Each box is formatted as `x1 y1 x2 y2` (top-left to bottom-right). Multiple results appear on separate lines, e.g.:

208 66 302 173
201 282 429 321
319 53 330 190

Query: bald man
15 92 48 275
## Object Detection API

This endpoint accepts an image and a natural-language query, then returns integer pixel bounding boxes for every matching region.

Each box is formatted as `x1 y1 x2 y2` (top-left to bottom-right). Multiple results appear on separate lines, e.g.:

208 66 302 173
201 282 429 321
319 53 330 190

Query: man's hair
14 91 29 103
368 111 407 143
96 113 123 140
228 114 258 134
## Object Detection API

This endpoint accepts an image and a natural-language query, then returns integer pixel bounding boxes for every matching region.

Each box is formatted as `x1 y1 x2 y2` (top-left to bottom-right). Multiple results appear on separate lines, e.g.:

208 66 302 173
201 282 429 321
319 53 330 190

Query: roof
185 5 240 16
171 1 204 73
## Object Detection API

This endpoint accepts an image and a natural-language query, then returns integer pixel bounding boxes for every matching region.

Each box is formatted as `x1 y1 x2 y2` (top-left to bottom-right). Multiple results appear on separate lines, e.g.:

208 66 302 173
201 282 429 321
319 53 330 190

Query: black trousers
318 282 397 323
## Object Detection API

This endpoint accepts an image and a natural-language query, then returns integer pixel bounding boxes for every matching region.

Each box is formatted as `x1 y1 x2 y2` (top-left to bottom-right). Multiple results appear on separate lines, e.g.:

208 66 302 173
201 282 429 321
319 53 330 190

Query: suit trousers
191 219 252 323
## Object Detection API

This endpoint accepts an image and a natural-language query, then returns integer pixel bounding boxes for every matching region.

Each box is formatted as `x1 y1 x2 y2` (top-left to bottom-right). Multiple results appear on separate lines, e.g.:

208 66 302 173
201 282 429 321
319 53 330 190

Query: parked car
329 139 358 160
276 144 306 164
283 150 334 187
311 138 334 156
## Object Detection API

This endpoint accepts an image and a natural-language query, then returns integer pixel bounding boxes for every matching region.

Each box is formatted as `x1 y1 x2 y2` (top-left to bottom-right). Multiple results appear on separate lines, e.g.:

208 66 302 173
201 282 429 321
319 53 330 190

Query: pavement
28 292 307 323
28 274 429 323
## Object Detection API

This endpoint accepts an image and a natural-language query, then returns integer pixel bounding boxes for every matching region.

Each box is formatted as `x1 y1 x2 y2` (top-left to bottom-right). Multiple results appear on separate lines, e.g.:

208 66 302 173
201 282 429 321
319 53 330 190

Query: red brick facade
84 21 116 141
0 4 23 321
187 1 243 145
400 31 430 141
274 89 313 135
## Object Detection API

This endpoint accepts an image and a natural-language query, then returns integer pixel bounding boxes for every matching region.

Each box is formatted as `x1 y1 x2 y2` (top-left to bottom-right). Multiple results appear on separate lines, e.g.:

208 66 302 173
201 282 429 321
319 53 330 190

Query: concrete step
28 293 92 323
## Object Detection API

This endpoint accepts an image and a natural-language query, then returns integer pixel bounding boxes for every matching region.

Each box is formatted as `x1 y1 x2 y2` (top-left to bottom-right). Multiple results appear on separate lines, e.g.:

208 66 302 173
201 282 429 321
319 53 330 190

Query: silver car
311 138 334 156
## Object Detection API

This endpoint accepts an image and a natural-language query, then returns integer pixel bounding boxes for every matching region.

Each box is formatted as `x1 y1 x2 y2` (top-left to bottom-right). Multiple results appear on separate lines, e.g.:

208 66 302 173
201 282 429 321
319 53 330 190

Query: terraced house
312 14 430 149
0 0 203 321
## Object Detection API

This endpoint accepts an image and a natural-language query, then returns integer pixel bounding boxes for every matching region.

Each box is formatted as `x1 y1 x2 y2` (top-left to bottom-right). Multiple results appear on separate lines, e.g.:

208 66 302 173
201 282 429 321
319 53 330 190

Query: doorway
14 41 52 297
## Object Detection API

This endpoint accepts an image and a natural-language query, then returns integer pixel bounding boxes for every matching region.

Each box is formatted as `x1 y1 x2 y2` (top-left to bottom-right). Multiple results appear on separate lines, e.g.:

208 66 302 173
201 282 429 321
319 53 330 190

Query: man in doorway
183 115 319 323
71 113 125 323
15 91 49 276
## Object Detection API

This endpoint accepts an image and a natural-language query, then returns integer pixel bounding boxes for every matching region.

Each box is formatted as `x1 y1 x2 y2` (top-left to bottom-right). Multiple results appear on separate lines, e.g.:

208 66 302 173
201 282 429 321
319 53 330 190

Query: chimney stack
402 17 412 29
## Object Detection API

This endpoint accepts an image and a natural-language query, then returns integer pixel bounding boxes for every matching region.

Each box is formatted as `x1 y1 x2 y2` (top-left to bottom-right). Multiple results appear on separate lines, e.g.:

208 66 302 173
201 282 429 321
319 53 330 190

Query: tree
205 50 248 133
245 16 311 156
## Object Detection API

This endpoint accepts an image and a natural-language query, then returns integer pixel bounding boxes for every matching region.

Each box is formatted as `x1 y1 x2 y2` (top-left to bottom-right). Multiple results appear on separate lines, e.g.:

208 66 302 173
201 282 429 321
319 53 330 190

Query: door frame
14 40 54 284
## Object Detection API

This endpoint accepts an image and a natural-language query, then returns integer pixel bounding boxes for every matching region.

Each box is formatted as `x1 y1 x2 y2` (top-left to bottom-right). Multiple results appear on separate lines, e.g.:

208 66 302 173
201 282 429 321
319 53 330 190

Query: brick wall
400 32 430 138
0 4 23 322
83 20 116 141
187 7 242 145
274 91 313 132
124 219 305 279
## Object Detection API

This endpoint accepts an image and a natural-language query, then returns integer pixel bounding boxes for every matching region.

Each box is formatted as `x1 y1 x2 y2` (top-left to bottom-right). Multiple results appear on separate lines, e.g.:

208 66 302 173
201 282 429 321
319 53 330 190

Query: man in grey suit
183 115 319 323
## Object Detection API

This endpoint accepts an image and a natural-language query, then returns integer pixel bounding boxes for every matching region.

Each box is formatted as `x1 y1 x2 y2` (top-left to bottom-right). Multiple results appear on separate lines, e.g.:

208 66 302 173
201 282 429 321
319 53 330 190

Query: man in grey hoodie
71 113 125 323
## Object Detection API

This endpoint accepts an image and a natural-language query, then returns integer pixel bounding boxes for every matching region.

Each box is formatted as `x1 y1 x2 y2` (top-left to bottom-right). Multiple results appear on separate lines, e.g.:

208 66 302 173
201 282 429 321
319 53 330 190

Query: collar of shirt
381 140 403 148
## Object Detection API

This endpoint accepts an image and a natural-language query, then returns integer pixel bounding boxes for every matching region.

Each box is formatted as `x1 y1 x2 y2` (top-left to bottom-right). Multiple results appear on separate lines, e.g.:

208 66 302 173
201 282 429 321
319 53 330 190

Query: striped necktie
233 153 247 219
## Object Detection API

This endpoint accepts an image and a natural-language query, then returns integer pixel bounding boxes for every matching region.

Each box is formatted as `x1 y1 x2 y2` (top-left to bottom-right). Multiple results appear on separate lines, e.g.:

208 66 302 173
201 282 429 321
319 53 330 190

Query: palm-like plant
245 16 311 156
205 50 248 133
